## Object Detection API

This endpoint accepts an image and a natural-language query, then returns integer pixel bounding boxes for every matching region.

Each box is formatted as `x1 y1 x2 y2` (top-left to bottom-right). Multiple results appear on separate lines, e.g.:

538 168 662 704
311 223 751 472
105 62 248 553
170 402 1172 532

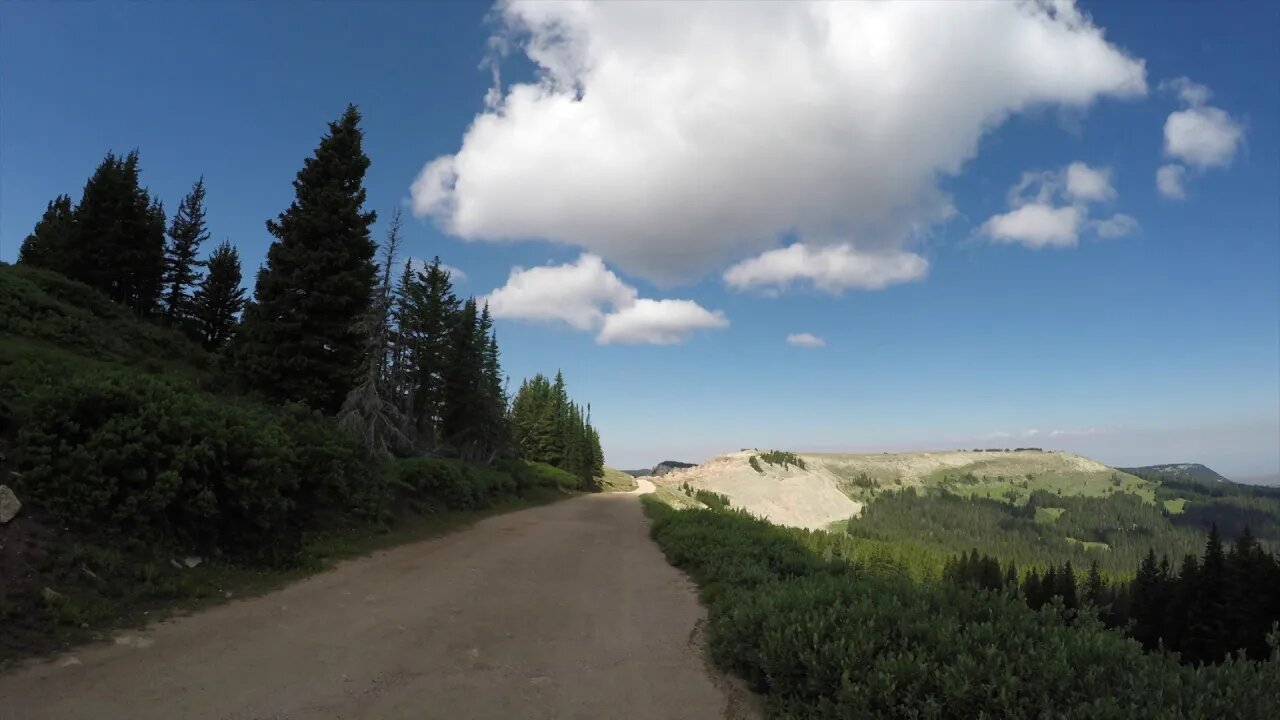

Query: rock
170 558 182 569
58 656 82 668
182 556 202 568
42 587 64 604
0 485 20 524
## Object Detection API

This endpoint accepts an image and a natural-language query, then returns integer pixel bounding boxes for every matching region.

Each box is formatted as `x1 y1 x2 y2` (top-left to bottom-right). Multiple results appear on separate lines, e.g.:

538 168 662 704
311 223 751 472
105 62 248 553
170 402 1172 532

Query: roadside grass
642 499 1279 718
599 466 639 492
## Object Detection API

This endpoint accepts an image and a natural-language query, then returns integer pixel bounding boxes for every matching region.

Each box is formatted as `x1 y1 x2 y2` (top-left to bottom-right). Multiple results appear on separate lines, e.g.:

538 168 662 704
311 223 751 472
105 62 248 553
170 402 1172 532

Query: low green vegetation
756 450 806 470
598 467 638 492
644 500 1280 718
1035 506 1066 523
1165 497 1189 514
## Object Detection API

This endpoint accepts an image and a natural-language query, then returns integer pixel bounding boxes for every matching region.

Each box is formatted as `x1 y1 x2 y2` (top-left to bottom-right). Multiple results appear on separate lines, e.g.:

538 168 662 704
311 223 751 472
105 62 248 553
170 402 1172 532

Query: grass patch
1164 497 1188 514
1066 536 1111 552
1035 506 1066 523
599 466 638 492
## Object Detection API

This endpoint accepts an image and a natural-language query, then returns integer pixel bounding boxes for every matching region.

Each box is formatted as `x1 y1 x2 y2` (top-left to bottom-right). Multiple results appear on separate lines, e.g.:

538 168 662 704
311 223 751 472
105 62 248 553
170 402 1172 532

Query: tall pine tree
231 105 377 414
162 177 210 326
191 240 246 351
18 195 76 271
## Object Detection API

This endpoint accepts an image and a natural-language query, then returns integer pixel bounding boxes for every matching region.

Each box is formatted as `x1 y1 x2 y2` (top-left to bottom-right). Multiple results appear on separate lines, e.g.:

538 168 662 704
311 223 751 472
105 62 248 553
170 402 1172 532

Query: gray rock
182 556 202 568
0 485 20 524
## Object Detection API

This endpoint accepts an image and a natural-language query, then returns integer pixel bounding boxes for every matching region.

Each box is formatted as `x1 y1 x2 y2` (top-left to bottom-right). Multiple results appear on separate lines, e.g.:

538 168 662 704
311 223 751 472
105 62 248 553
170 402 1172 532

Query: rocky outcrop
651 461 696 477
0 484 20 524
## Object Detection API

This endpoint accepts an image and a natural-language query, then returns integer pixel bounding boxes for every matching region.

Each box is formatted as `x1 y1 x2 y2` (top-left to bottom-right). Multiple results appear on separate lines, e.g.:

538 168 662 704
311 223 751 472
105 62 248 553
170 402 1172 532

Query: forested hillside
0 104 605 662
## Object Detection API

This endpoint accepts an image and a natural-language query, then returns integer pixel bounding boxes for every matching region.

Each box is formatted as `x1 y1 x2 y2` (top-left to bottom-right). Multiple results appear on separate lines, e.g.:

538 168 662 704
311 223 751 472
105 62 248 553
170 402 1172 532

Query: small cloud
1091 213 1138 238
984 431 1012 440
597 298 728 345
1164 106 1243 169
786 332 826 348
724 243 927 294
1023 429 1040 437
1156 164 1187 199
1160 77 1212 107
983 204 1083 248
1064 163 1115 202
485 254 727 345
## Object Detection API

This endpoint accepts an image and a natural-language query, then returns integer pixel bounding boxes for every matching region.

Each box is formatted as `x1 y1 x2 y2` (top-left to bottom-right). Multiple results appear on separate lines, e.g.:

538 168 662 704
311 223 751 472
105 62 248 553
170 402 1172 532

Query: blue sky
2 1 1277 476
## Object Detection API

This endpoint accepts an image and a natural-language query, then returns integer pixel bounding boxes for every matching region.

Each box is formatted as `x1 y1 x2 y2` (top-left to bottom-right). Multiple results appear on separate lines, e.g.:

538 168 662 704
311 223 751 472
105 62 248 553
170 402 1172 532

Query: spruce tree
339 209 409 458
191 240 246 351
231 105 377 413
162 177 210 326
18 195 76 271
68 151 166 314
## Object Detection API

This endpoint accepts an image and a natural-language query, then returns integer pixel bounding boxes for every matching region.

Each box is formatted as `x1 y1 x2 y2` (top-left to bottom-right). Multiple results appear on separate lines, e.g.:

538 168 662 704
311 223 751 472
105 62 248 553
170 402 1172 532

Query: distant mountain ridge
623 460 696 478
1118 463 1230 484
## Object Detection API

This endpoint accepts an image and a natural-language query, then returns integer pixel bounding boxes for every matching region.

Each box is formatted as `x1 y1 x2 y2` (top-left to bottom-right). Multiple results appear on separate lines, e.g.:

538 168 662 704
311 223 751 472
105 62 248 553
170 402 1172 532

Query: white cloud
1156 164 1187 199
786 332 826 348
1064 162 1115 202
984 161 1134 247
1091 213 1138 238
413 0 1145 283
1153 78 1242 198
724 244 928 293
597 299 728 345
485 254 725 344
1164 106 1243 169
1160 76 1212 107
983 204 1083 248
485 254 636 330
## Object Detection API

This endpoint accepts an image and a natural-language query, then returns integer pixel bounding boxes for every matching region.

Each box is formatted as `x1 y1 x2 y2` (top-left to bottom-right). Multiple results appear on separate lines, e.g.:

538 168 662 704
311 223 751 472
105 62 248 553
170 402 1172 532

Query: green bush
14 371 373 565
758 450 806 470
693 489 731 511
748 455 763 473
644 501 1280 718
499 460 581 492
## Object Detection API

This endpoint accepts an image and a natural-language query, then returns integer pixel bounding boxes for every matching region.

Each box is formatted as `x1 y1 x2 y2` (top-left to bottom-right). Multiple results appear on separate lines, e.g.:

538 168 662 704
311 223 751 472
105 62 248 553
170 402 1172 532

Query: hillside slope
656 448 1154 531
1119 463 1230 484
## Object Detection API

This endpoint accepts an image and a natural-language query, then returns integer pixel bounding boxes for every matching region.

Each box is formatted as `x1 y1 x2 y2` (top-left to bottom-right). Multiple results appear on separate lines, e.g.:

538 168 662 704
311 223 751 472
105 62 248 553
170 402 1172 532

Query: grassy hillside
0 264 582 664
815 449 1155 504
598 466 638 492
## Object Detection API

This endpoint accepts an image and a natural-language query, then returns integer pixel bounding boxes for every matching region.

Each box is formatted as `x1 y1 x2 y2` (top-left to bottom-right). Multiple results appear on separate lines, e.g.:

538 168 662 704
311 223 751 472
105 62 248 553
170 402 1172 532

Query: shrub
644 501 1280 718
14 371 373 565
693 489 731 511
758 450 806 470
748 455 763 473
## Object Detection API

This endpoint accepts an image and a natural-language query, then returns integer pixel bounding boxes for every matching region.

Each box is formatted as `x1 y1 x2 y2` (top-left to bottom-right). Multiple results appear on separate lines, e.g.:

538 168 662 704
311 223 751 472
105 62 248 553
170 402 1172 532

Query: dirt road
0 479 754 719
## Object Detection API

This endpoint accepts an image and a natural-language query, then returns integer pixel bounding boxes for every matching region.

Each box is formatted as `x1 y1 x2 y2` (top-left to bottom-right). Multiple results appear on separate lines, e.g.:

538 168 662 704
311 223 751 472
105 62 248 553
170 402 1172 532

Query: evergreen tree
162 177 209 326
338 209 409 458
1058 561 1079 611
65 151 167 315
231 105 377 413
18 195 75 271
190 240 246 351
396 257 461 449
440 298 484 459
1084 560 1106 611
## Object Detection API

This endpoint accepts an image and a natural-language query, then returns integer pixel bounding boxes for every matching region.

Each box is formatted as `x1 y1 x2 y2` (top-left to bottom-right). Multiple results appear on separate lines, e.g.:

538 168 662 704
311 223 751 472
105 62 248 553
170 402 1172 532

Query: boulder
0 484 20 524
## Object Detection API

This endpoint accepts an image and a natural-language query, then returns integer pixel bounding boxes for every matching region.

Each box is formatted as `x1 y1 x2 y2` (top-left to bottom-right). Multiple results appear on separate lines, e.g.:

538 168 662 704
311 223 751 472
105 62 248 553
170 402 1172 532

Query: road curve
0 487 752 719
